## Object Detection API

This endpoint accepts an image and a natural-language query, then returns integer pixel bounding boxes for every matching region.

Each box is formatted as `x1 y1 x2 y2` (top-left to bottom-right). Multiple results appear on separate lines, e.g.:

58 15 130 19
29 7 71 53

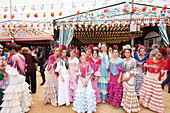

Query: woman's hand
108 77 110 82
117 79 121 84
94 77 98 81
56 58 60 63
83 82 86 87
61 77 65 82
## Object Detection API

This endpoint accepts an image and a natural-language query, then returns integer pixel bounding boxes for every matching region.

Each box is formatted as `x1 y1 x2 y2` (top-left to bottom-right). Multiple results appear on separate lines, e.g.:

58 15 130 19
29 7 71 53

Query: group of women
43 42 167 113
0 41 167 113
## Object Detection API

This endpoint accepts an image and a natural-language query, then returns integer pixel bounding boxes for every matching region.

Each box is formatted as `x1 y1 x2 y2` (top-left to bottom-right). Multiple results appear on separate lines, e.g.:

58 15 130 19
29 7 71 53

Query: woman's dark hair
92 50 99 56
124 49 132 54
7 44 21 52
113 49 119 53
37 46 44 53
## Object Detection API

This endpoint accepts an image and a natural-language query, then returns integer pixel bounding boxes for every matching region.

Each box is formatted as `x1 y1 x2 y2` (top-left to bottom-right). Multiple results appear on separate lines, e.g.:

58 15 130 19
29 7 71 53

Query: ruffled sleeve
76 67 81 76
94 67 102 77
55 61 62 72
88 64 94 75
5 65 19 76
158 61 167 81
118 60 124 72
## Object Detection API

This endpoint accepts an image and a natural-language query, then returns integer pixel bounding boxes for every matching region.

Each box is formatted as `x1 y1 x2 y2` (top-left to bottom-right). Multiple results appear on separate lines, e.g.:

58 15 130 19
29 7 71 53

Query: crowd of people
0 41 169 113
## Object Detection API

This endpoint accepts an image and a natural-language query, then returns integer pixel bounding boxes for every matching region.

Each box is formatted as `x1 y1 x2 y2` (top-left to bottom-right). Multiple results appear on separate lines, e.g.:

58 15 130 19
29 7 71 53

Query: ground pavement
29 71 170 113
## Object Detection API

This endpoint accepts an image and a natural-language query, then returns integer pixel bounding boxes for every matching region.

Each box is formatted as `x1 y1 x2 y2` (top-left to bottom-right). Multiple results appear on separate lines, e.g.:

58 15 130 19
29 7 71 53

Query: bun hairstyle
62 45 67 50
159 48 167 56
139 45 145 50
8 44 21 52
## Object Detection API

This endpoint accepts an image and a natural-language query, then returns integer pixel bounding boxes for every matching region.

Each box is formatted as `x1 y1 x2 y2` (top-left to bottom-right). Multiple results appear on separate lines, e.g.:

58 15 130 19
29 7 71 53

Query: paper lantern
104 20 107 24
26 13 30 18
9 28 11 31
112 20 114 23
90 21 93 25
25 24 27 27
13 25 16 28
19 24 22 28
48 28 50 30
59 12 62 16
77 22 79 25
63 23 65 26
109 24 112 27
121 24 124 27
123 8 127 13
43 24 46 27
31 24 33 27
2 25 5 28
139 23 142 25
156 18 160 22
162 5 167 11
77 11 80 15
104 9 108 13
115 24 117 27
126 19 129 22
34 13 38 18
132 8 137 12
70 23 72 26
38 28 40 31
43 28 45 30
149 18 153 21
141 18 145 21
11 14 14 19
51 12 54 17
43 13 46 17
37 24 39 27
133 18 137 22
8 25 10 28
164 18 168 22
3 15 7 19
23 28 25 31
142 7 146 12
152 6 157 11
86 11 89 15
151 23 154 26
63 27 65 29
119 20 122 23
69 26 71 29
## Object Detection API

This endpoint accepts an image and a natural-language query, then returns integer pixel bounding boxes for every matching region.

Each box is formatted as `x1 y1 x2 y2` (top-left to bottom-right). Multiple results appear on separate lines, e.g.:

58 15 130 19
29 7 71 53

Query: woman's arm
58 71 65 82
78 75 86 87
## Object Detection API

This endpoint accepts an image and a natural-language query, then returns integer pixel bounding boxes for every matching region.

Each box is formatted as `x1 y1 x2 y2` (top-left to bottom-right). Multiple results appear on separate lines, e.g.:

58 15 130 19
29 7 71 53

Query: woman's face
70 50 75 57
113 50 118 57
155 52 163 60
92 51 98 58
101 45 106 51
81 56 86 64
86 49 91 57
62 50 67 58
54 48 60 57
125 50 131 58
109 47 112 52
0 49 3 56
140 49 145 56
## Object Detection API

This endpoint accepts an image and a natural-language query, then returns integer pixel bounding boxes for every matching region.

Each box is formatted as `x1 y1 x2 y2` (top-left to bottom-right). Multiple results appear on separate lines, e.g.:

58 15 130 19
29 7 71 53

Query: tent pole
131 0 134 46
10 0 15 42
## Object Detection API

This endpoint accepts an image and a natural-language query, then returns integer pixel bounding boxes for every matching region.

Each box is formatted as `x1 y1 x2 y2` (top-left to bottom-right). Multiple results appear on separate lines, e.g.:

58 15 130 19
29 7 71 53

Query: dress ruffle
43 70 58 106
91 80 102 104
72 88 97 113
121 82 140 113
1 82 33 113
106 74 123 107
69 75 78 102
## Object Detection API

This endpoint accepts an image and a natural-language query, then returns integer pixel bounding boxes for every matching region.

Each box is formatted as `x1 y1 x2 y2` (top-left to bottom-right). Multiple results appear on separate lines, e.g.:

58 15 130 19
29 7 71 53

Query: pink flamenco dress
88 57 102 104
68 57 79 102
0 54 33 113
106 58 124 107
43 55 58 106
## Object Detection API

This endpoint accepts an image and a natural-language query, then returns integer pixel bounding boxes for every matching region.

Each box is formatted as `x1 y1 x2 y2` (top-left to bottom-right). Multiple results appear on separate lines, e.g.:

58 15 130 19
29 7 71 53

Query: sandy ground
28 71 170 113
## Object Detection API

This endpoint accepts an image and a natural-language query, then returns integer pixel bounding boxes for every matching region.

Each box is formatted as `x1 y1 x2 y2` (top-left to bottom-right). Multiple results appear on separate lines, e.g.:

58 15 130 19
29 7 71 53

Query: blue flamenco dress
72 63 96 113
98 53 109 101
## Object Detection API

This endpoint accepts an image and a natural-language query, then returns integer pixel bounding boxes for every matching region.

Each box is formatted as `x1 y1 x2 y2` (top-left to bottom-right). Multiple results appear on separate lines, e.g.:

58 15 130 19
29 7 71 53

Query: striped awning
158 24 169 46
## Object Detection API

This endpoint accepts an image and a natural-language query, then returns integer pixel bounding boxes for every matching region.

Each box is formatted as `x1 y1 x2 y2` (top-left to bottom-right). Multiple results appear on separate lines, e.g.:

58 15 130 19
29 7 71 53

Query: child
55 45 70 106
73 52 96 113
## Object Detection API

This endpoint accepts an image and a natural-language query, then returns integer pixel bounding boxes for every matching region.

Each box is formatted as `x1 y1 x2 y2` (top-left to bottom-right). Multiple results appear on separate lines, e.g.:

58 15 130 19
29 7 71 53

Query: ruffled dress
98 53 109 101
72 63 96 113
121 58 140 113
43 55 58 106
140 57 166 113
106 58 124 107
55 58 70 106
68 57 79 102
88 57 102 104
1 54 33 113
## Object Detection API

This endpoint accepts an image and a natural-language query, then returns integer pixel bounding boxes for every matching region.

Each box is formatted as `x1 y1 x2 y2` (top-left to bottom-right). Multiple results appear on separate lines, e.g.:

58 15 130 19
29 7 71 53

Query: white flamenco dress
0 55 33 113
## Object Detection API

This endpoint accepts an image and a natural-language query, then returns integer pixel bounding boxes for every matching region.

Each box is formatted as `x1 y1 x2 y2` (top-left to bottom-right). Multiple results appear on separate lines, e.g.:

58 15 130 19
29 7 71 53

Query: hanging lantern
33 28 35 31
25 24 27 27
83 22 86 25
133 23 136 25
86 11 89 15
19 24 22 28
43 28 45 30
43 24 46 27
31 24 33 27
142 7 146 12
13 24 16 28
164 18 168 22
152 6 157 11
26 13 30 18
104 20 107 24
69 26 71 29
126 19 129 22
38 28 40 31
43 13 46 17
139 23 142 25
151 23 154 26
18 28 20 31
112 20 114 23
37 24 39 27
149 18 153 21
115 24 117 27
2 25 5 28
104 9 108 13
63 27 65 30
59 12 62 16
3 15 7 19
132 8 137 12
34 13 38 18
49 23 52 27
23 27 25 31
8 25 10 28
119 20 122 23
141 18 145 21
109 24 112 27
48 28 50 30
70 23 72 26
9 28 11 31
63 23 65 26
133 18 137 22
51 12 54 17
123 8 127 13
162 5 167 11
77 11 80 15
11 14 14 19
121 24 124 27
77 22 79 25
156 18 160 22
90 21 93 25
